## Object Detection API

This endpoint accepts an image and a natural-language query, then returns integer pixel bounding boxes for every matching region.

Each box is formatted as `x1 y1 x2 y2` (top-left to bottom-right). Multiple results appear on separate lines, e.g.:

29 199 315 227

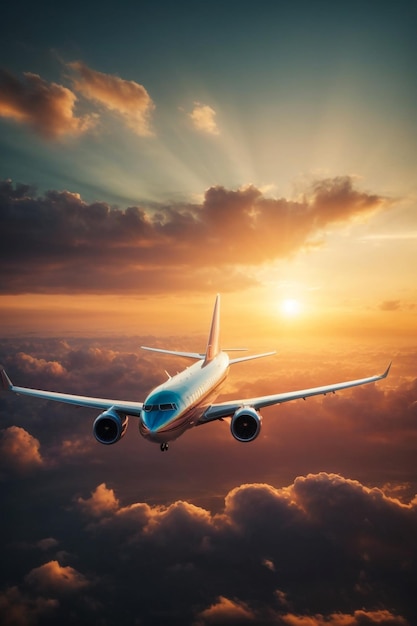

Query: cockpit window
144 403 177 412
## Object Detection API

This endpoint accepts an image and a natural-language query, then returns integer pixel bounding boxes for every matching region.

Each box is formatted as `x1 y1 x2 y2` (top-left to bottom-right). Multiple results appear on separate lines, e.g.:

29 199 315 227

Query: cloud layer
0 177 387 294
0 337 416 624
1 473 415 625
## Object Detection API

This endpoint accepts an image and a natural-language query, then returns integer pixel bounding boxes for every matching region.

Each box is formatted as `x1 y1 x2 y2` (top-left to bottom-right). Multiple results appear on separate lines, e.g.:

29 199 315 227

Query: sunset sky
1 1 417 625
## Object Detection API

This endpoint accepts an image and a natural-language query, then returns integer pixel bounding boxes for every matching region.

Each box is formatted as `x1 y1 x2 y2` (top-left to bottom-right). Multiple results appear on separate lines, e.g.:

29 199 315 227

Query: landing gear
160 442 169 452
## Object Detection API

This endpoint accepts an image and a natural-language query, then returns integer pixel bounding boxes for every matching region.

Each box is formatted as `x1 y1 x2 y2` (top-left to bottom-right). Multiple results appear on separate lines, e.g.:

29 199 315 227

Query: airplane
1 295 391 452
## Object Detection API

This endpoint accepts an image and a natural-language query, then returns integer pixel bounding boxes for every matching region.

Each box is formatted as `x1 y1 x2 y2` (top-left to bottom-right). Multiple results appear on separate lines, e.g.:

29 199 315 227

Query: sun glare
280 298 301 318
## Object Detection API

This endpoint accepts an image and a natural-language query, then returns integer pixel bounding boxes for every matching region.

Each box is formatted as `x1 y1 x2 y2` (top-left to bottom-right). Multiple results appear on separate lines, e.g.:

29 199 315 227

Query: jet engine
230 407 262 442
93 408 128 445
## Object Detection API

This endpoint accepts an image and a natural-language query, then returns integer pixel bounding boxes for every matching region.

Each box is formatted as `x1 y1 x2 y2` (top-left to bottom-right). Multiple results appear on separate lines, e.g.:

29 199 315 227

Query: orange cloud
0 426 43 473
25 561 89 593
68 61 155 136
195 595 255 624
76 482 119 517
0 69 94 139
15 352 66 377
189 102 220 135
0 177 388 294
280 610 409 625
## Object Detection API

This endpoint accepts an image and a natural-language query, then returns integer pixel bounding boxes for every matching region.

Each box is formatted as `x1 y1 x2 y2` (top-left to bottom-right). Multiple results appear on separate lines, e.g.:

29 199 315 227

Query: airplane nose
141 410 162 433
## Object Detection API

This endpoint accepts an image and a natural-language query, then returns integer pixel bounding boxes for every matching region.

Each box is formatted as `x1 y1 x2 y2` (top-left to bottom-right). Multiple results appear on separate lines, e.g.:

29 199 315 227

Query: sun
280 298 301 317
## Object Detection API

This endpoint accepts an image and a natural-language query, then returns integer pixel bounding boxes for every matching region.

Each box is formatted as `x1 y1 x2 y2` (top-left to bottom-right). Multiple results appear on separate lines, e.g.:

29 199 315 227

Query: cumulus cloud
68 61 155 136
194 595 255 624
15 352 66 377
0 426 43 473
66 473 416 624
189 102 220 135
0 586 58 626
24 561 89 594
0 69 94 139
76 482 119 517
0 176 388 294
0 471 416 625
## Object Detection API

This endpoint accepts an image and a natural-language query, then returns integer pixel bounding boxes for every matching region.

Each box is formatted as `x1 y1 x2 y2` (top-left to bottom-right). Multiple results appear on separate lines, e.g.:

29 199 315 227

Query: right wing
199 363 391 423
0 369 143 416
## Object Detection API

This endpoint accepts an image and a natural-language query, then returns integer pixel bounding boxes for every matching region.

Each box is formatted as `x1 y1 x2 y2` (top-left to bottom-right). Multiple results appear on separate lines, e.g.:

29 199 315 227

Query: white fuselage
139 351 229 444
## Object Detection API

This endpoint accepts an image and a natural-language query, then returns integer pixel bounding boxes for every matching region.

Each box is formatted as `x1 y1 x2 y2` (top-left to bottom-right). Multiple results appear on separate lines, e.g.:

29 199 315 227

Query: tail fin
204 294 221 365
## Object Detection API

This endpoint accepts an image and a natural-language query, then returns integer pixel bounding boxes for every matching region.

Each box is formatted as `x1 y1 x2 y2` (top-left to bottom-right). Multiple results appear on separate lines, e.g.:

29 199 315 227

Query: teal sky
1 0 416 333
1 0 416 206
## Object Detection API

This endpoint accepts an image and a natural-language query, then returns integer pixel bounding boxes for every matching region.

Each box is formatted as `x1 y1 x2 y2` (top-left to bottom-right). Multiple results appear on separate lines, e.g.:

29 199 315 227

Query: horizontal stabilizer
229 351 276 365
141 346 204 360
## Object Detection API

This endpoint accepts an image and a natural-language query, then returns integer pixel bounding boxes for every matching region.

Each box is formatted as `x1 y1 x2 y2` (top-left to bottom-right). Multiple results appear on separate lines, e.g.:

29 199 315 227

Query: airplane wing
199 363 391 423
0 369 143 416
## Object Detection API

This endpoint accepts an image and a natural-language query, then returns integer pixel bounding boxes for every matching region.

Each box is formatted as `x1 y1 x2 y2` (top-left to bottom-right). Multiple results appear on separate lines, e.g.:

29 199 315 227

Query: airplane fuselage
139 351 230 444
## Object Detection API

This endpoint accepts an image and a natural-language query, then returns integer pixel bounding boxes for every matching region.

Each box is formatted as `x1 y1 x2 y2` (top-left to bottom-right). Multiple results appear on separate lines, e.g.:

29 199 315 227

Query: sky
0 0 417 624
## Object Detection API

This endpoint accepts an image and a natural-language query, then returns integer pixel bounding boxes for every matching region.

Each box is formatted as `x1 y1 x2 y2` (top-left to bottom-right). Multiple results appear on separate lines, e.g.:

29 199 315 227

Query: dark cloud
0 339 416 624
0 69 94 139
0 177 388 294
1 474 415 625
24 560 89 594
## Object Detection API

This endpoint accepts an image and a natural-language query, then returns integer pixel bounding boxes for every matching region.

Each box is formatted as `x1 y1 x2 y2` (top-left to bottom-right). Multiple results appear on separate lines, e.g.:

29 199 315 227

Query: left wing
199 363 391 423
0 369 143 416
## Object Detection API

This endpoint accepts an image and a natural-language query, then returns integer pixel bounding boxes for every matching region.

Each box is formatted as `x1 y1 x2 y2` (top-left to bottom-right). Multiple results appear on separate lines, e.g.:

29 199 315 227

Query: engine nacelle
93 408 128 445
230 407 262 442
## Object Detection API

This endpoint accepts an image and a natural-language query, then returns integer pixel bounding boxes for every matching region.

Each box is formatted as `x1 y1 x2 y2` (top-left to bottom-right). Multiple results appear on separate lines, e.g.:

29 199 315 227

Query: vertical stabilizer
204 294 221 365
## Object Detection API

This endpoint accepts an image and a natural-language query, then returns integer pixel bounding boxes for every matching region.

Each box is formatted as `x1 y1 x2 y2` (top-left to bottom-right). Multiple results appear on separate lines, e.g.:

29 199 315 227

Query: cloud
0 426 43 473
189 102 220 135
0 69 95 139
68 61 155 136
0 469 416 625
278 611 409 625
76 483 119 517
379 300 401 312
15 352 67 377
0 586 58 626
36 538 59 551
24 561 89 593
194 596 255 624
193 604 409 625
0 176 388 294
65 473 416 624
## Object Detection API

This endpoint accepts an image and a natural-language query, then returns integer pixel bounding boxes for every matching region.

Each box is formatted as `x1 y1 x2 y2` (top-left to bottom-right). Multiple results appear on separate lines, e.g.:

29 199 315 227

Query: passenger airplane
1 295 390 451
